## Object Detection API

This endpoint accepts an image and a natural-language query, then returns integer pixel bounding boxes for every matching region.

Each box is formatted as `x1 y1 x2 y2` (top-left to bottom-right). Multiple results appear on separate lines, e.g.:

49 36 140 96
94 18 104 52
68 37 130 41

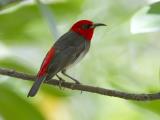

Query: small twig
36 0 60 40
0 67 160 101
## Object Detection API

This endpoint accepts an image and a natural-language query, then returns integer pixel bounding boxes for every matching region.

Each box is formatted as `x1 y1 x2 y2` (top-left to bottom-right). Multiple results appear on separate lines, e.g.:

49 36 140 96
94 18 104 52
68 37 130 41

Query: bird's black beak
91 23 107 28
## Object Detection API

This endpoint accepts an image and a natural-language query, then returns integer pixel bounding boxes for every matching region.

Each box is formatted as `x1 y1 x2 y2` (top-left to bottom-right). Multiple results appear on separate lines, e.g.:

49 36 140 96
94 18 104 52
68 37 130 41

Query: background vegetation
0 0 160 120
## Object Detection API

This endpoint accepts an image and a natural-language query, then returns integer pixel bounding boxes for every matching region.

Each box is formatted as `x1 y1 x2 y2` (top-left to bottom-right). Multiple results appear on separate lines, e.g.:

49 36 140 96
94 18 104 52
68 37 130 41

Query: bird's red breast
38 47 55 77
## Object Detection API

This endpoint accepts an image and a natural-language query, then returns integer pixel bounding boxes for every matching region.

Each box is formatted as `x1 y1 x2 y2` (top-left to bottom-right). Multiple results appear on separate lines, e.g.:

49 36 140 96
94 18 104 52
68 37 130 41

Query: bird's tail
27 75 46 97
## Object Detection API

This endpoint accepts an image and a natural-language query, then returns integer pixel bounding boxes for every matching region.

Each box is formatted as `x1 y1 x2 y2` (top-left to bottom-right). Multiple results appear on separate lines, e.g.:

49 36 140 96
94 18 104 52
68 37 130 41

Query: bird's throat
71 29 94 41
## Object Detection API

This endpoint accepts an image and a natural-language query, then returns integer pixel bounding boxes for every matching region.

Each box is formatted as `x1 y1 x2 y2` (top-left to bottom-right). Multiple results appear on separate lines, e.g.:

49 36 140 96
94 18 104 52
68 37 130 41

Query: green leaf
148 2 160 14
0 84 45 120
36 0 60 40
0 57 34 74
133 101 160 115
0 0 22 10
41 84 71 97
131 1 160 34
0 0 85 45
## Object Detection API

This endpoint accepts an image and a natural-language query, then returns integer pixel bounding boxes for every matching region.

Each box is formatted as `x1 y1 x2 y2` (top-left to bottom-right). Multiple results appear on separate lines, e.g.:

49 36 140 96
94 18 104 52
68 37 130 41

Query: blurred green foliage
131 1 160 33
0 0 160 120
0 84 45 120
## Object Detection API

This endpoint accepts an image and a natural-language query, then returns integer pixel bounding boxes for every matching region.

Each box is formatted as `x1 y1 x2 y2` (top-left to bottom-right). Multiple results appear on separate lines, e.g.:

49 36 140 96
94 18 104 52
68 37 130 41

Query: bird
27 20 106 97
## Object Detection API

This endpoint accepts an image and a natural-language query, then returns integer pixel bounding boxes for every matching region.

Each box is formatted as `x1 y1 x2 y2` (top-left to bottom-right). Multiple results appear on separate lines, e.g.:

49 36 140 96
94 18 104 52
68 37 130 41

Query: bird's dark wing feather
46 46 79 80
45 31 90 80
54 31 87 50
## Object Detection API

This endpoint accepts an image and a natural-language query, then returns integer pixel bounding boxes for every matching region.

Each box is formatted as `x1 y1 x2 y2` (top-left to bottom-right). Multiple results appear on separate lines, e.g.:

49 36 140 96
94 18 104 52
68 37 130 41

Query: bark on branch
0 67 160 101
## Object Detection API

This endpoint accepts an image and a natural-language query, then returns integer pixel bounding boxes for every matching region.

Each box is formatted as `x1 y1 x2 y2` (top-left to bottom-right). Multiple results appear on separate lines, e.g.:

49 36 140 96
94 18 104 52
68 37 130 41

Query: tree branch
0 67 160 101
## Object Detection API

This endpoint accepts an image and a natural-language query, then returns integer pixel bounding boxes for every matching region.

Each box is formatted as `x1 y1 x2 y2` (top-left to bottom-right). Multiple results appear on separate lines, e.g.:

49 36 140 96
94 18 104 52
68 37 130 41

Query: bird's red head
70 20 106 41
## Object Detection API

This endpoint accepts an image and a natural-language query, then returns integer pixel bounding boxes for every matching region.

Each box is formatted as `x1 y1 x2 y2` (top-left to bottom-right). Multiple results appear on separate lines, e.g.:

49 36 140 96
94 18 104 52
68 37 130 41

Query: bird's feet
56 74 65 90
59 79 65 90
72 81 83 94
74 79 80 84
56 73 81 91
70 80 81 90
61 70 80 84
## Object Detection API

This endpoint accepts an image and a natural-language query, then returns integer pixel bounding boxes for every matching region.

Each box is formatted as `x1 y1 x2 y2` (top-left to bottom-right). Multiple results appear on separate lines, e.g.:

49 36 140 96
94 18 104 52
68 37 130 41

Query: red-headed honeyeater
27 20 106 97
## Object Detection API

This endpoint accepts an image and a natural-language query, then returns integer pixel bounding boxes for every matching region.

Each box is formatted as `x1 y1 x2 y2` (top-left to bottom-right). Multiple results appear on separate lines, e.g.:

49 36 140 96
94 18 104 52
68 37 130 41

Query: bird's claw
58 78 65 90
56 74 65 90
74 81 83 94
70 81 81 89
75 80 80 84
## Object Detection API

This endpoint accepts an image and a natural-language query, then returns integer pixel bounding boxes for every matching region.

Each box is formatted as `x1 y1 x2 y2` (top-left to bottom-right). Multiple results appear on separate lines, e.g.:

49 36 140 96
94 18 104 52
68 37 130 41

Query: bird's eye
81 24 91 30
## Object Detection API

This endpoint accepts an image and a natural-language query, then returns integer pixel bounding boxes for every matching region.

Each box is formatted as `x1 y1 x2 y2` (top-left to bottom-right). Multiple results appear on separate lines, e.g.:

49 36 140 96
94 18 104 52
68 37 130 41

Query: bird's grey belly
65 41 90 69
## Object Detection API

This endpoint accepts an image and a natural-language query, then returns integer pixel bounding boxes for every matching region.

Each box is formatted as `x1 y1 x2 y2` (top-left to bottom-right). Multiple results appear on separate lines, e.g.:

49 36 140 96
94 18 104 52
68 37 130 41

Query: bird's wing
37 32 78 78
46 46 80 80
37 47 56 78
53 31 90 67
38 31 89 80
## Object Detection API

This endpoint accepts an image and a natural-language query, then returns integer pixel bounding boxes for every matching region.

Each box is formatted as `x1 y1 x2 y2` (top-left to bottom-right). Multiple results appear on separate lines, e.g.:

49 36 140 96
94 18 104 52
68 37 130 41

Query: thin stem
0 67 160 101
